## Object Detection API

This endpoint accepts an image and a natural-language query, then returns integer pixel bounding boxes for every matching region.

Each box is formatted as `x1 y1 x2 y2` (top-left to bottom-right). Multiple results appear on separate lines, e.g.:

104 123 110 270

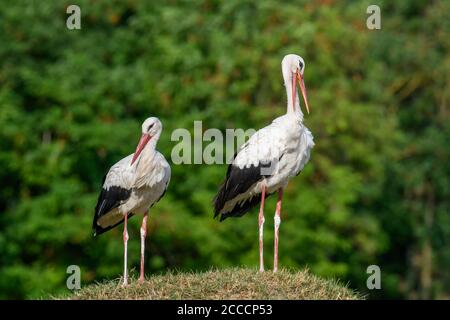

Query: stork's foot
138 276 145 284
121 277 128 287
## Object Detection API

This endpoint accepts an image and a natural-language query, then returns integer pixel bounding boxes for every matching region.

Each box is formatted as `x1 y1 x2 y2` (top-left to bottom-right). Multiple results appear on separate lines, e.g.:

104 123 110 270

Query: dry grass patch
62 267 361 300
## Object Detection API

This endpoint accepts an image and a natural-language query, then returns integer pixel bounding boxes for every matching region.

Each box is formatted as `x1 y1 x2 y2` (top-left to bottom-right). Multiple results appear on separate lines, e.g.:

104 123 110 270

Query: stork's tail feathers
213 163 270 221
213 184 270 221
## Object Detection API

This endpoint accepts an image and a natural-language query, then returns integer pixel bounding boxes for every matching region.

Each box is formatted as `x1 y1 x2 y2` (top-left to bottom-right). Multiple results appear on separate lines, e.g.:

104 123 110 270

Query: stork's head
131 117 162 165
281 54 310 114
142 117 162 137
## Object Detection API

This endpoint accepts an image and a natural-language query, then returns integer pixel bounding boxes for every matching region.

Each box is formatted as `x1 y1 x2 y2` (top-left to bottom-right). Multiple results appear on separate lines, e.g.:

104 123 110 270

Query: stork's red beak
296 70 310 114
131 133 151 165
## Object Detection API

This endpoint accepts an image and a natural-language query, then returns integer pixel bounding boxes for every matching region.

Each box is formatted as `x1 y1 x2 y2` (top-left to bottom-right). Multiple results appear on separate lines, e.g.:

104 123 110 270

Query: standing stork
213 54 314 272
92 117 171 286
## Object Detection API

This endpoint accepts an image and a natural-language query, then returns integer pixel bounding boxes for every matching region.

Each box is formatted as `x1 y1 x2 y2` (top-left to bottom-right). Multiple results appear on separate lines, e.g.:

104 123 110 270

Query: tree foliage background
0 0 449 299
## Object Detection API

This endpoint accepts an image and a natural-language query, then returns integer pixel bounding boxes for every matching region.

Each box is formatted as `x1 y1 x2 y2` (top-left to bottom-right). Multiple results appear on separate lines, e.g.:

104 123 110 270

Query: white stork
213 54 314 272
93 117 171 286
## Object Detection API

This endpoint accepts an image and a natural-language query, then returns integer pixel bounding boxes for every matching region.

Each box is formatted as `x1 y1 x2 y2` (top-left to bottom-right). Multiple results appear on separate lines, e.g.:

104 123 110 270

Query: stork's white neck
282 67 304 120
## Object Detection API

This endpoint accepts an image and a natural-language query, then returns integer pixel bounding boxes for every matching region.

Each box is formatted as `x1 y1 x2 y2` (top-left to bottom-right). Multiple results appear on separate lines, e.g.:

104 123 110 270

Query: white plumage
93 117 170 234
93 117 170 285
214 54 314 272
220 114 314 214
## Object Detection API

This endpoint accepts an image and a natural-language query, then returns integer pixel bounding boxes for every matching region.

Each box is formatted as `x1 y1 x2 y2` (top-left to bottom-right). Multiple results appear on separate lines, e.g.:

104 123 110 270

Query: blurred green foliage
0 0 449 299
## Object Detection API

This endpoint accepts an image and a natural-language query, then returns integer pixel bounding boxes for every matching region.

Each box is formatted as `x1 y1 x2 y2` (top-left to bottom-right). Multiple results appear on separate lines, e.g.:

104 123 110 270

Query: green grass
60 268 362 300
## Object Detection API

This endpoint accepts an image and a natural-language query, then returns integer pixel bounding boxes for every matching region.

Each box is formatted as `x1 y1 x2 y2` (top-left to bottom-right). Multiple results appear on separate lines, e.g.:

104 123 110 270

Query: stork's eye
299 61 304 70
147 123 154 131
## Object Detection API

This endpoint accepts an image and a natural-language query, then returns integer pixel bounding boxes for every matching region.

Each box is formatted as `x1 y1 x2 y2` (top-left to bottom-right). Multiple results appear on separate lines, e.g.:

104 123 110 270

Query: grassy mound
62 268 361 300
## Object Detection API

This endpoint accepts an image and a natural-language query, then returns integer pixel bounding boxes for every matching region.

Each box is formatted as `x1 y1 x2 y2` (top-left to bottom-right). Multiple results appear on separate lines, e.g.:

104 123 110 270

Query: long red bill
131 133 151 165
297 71 310 114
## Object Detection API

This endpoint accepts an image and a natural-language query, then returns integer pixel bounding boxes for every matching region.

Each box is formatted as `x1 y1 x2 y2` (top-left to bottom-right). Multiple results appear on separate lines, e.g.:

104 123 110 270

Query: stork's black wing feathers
218 187 271 221
213 148 274 221
92 174 132 236
213 163 271 221
94 186 131 218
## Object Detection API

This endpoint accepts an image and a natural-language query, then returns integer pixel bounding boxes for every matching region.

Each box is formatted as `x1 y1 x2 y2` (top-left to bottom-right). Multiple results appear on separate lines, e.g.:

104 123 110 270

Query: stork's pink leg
258 185 266 272
122 213 129 286
139 212 148 283
273 188 283 273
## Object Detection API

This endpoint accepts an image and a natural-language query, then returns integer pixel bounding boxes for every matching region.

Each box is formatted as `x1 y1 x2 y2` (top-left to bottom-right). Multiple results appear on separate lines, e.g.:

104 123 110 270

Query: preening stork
213 54 314 272
93 117 171 286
